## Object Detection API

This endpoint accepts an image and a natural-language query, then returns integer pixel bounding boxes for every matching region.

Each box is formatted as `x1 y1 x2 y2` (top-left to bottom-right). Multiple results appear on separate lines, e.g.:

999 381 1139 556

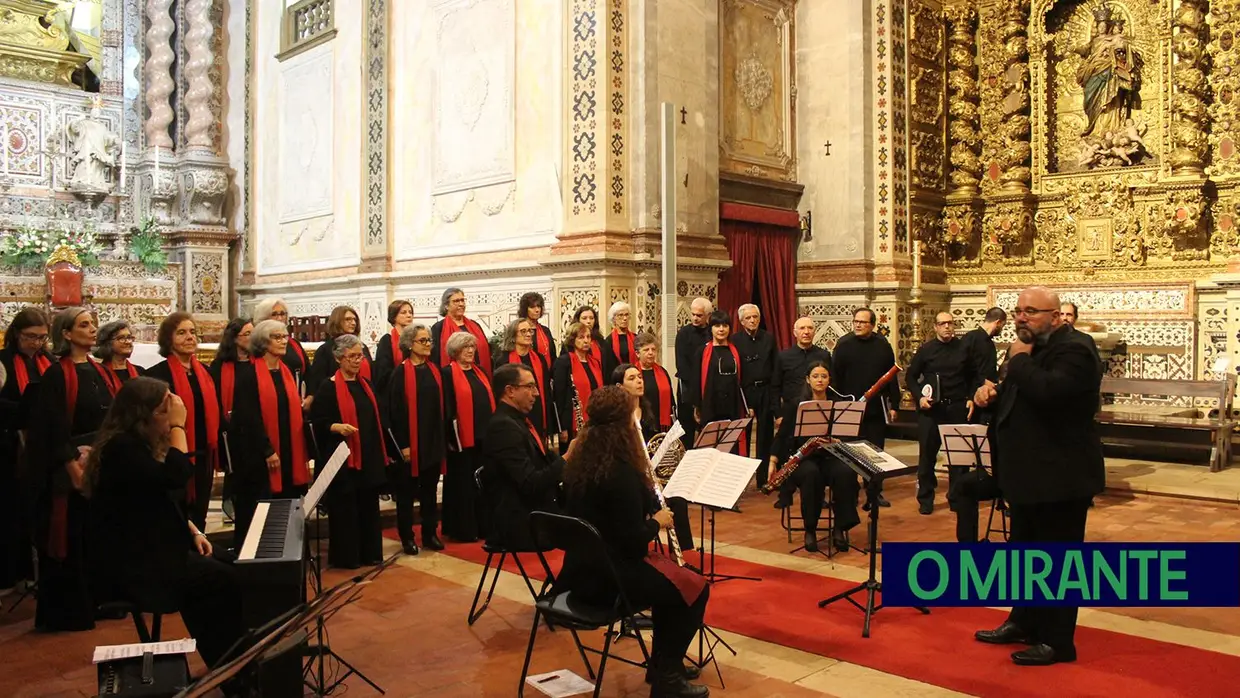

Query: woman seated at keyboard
769 361 861 554
84 377 244 669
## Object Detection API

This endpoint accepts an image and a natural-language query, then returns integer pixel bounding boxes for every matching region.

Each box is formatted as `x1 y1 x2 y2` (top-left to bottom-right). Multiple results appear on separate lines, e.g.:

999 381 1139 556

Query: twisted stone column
184 0 216 149
143 0 175 149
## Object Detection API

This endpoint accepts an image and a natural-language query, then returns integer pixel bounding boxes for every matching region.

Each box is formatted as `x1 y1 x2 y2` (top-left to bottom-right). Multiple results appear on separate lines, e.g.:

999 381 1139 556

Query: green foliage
128 217 167 272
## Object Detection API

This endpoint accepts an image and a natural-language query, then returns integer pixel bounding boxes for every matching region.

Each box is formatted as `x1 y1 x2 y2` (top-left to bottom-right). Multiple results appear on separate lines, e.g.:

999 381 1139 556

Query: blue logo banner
882 543 1240 607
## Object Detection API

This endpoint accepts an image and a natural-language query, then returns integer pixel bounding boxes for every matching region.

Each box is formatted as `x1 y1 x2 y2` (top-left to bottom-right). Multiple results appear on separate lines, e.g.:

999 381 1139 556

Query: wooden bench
1097 375 1237 472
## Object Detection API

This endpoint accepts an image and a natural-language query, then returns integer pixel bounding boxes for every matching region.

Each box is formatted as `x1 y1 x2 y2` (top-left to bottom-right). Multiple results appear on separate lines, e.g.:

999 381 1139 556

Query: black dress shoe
645 664 703 684
919 500 934 515
650 671 709 697
423 532 445 550
832 530 849 552
804 532 819 553
1012 643 1074 665
401 539 419 556
974 620 1031 645
876 493 891 507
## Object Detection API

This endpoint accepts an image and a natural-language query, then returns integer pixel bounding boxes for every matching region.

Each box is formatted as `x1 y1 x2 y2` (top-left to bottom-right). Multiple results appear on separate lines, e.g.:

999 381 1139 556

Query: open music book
662 448 761 509
303 442 350 513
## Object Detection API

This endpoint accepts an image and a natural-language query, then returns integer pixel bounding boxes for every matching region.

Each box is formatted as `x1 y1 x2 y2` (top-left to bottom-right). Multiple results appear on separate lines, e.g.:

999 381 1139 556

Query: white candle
912 240 922 289
119 142 126 193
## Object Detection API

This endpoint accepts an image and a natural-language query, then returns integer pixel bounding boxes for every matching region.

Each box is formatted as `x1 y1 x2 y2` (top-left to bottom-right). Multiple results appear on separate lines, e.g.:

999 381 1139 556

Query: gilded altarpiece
930 0 1240 382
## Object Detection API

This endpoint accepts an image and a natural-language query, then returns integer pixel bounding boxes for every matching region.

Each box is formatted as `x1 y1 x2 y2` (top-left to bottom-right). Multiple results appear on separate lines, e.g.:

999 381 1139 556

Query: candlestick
119 142 126 193
912 240 922 289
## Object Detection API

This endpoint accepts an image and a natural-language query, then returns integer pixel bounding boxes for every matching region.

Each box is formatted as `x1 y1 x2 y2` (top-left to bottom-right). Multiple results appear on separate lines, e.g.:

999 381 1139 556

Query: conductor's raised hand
973 380 998 408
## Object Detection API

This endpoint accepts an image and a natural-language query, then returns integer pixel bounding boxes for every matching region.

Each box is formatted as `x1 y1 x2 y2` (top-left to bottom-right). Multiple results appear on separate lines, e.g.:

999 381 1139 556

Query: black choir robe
387 361 447 540
147 360 220 530
229 365 308 544
103 360 146 386
831 332 901 447
372 330 406 400
552 352 601 439
28 360 114 631
690 343 746 424
87 435 243 668
283 337 310 387
532 322 557 363
0 348 49 589
494 349 555 436
310 377 387 569
640 364 676 433
441 364 493 542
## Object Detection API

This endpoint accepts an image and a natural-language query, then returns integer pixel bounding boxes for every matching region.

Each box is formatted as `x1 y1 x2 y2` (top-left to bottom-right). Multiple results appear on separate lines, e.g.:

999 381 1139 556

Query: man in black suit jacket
481 363 566 551
972 287 1104 666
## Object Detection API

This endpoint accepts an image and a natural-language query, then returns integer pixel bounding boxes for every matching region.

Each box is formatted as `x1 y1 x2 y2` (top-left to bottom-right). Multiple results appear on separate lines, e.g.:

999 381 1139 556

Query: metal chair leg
516 607 541 697
467 552 506 625
592 622 617 698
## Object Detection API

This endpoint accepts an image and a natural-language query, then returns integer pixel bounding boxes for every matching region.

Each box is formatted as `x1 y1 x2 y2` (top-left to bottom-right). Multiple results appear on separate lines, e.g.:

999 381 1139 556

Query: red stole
610 329 636 364
569 354 602 426
388 328 403 361
450 362 495 449
402 360 445 476
166 357 221 497
644 552 707 605
441 316 493 379
13 353 51 394
644 363 674 428
219 361 237 415
534 324 552 361
527 419 546 455
509 350 549 428
254 362 310 492
288 337 309 372
333 370 389 469
49 357 119 560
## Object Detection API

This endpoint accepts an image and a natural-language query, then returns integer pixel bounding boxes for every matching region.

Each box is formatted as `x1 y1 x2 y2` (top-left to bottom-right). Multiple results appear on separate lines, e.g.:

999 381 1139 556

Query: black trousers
444 449 481 542
745 386 775 487
1007 498 1091 656
916 401 970 505
327 484 382 569
782 457 862 534
392 464 441 543
0 444 32 589
188 456 214 533
677 386 697 450
948 468 1002 542
631 572 709 674
179 552 244 668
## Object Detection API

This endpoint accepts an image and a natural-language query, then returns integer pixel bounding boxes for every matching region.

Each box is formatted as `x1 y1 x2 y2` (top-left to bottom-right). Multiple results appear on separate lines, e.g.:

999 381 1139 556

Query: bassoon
762 365 902 495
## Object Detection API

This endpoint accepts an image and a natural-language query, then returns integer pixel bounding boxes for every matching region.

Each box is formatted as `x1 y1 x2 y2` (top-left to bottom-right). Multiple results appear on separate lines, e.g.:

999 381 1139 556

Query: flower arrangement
128 217 167 272
1 221 103 269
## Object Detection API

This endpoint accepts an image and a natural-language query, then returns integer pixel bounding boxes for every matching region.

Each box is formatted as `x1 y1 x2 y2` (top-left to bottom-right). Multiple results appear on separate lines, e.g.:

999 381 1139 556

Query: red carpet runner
386 531 1239 697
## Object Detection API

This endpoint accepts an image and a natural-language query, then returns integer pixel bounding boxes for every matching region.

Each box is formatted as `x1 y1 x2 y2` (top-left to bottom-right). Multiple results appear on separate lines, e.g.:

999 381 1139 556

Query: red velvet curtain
716 216 798 350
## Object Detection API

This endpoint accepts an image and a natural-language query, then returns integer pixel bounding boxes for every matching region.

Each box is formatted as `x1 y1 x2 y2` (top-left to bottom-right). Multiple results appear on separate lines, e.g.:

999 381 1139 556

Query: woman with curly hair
558 385 710 698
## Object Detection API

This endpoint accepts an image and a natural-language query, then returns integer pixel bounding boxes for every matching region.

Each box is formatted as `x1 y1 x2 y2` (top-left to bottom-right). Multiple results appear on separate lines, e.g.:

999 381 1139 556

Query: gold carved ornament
944 4 980 195
45 242 81 268
996 0 1032 192
1169 0 1209 175
1209 1 1240 177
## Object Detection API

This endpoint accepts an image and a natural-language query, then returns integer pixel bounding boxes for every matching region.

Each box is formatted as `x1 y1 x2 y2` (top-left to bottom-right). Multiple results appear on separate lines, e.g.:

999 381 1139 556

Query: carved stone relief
277 48 334 223
719 0 796 182
431 0 515 194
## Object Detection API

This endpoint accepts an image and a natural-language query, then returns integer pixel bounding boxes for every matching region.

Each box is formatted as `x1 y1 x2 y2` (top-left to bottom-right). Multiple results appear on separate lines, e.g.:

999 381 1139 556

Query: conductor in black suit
972 287 1104 666
481 363 567 551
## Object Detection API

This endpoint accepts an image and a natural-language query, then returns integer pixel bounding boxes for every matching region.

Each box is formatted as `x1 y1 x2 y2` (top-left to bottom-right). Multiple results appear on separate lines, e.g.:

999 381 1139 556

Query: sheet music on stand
694 417 752 452
937 424 990 469
794 400 864 439
303 442 350 513
662 449 760 510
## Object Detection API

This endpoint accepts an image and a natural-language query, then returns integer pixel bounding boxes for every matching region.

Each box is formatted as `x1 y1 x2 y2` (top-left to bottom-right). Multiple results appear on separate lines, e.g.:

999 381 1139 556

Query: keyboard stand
303 499 385 696
817 475 928 637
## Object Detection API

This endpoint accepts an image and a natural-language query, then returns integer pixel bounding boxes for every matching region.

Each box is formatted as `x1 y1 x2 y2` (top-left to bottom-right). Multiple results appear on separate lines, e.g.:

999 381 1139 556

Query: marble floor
3 443 1239 697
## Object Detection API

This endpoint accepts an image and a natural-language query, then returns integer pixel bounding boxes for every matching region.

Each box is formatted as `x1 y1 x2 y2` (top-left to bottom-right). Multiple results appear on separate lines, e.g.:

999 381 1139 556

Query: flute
641 418 685 567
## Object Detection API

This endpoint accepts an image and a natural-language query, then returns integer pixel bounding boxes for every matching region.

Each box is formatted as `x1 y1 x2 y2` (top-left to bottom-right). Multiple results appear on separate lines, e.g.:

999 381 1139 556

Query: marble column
144 0 175 149
184 0 215 149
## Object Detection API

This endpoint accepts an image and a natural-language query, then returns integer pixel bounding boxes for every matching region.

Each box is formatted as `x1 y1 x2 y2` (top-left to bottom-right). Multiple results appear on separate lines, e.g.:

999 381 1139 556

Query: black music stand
691 417 756 585
177 557 398 698
301 444 386 696
817 444 928 638
783 401 862 558
938 424 993 541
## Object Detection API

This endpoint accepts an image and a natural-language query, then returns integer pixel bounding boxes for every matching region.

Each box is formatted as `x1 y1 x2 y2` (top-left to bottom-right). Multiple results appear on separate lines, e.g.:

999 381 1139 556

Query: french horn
645 431 685 486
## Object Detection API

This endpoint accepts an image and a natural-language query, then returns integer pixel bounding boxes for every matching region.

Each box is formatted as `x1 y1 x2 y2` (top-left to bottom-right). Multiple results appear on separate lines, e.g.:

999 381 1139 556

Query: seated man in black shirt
481 363 568 550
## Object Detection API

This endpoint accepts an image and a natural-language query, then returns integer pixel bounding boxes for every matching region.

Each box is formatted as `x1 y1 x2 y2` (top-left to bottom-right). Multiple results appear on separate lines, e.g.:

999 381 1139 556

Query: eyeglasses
853 320 873 326
516 382 539 390
413 338 432 345
341 354 364 362
1012 307 1058 317
271 333 289 340
20 332 48 342
270 311 289 318
518 328 536 335
448 297 466 305
113 335 135 342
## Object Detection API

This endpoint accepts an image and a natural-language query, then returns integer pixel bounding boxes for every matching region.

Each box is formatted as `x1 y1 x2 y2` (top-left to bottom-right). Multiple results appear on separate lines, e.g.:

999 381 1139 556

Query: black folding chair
97 600 163 642
467 467 555 625
517 511 651 697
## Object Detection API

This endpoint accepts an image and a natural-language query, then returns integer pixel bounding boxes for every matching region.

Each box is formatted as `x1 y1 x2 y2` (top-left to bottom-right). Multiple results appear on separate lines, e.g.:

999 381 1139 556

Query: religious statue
1074 5 1146 167
66 96 117 193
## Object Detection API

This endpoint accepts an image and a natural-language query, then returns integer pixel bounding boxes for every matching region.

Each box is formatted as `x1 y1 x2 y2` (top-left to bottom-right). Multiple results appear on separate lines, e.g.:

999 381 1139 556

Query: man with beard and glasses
972 286 1103 666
